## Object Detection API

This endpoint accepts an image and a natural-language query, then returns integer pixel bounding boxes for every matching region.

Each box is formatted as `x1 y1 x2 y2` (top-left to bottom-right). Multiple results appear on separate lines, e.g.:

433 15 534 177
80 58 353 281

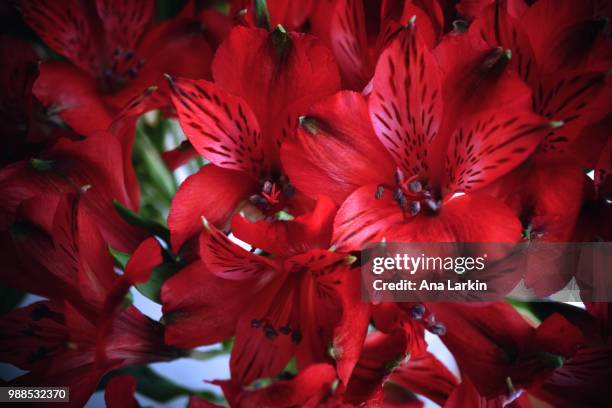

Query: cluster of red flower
0 0 610 407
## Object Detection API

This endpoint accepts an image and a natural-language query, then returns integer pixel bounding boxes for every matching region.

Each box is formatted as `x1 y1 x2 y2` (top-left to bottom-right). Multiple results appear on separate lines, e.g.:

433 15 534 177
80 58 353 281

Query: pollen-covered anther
409 303 426 320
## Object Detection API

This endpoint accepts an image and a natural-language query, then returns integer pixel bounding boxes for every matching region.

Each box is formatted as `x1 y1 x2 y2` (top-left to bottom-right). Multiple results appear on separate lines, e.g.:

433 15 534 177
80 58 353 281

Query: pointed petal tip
201 216 212 232
549 120 565 129
344 255 357 265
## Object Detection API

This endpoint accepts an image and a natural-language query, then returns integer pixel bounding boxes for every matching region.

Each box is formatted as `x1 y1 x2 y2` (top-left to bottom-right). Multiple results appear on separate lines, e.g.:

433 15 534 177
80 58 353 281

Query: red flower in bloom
162 197 366 385
427 302 585 401
288 23 550 251
166 25 340 251
0 194 172 407
19 0 216 136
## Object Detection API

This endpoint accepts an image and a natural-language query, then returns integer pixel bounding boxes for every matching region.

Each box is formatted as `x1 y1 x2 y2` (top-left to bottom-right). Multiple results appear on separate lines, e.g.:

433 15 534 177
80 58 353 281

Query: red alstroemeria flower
162 199 366 385
20 0 216 136
325 23 551 251
427 302 585 401
166 25 340 251
0 194 173 407
0 130 145 252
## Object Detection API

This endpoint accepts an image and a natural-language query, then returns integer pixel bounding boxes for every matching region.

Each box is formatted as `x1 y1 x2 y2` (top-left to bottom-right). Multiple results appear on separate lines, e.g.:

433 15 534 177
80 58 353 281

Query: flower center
249 178 295 215
376 168 441 219
102 48 145 92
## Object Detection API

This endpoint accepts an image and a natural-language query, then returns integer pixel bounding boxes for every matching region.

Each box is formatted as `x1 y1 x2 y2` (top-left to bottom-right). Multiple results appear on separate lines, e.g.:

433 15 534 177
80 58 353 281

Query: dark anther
375 185 385 200
409 303 426 320
124 49 134 60
128 67 138 78
398 195 409 213
291 329 302 344
262 180 273 194
283 183 295 199
425 199 441 212
30 304 52 321
408 180 422 193
250 319 261 328
279 325 291 335
264 324 278 339
409 201 421 216
393 188 404 203
429 322 446 336
249 194 267 207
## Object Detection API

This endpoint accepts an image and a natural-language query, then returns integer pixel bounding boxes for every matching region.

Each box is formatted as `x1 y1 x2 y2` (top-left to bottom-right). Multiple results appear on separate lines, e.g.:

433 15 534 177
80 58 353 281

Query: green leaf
134 121 176 203
135 263 179 303
108 246 130 269
98 365 222 403
113 200 170 242
0 287 25 315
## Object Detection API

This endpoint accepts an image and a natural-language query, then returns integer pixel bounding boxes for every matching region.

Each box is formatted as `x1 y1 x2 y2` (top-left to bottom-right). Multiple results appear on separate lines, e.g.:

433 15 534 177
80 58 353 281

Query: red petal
332 184 404 252
427 302 533 397
168 164 257 251
485 157 588 242
443 376 493 408
443 108 549 194
231 195 336 256
467 2 536 84
329 0 372 90
33 61 113 136
162 141 199 171
531 345 612 407
389 352 458 406
534 313 584 358
344 330 406 404
104 375 140 408
212 26 340 165
332 268 370 387
533 71 610 155
230 275 298 384
123 237 162 284
161 260 252 347
236 363 336 407
167 77 267 177
95 0 153 56
21 0 102 76
200 224 277 280
281 91 395 205
522 0 606 74
369 24 443 178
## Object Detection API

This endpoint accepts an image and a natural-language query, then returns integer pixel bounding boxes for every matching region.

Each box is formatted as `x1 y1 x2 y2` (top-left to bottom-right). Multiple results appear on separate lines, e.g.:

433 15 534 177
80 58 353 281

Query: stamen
409 201 421 216
291 329 302 344
264 324 278 339
429 321 446 336
251 319 261 328
375 185 385 200
409 303 426 320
